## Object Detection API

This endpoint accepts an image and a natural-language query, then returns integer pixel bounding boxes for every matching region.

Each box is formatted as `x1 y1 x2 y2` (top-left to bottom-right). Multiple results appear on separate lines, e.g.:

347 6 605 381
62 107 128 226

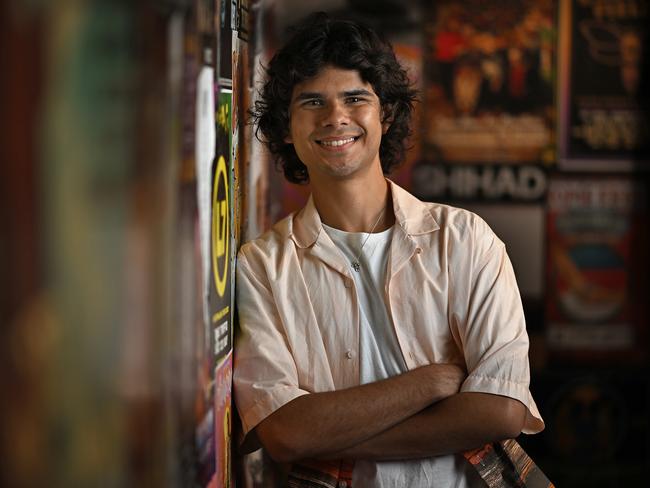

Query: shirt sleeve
233 247 310 449
456 217 544 434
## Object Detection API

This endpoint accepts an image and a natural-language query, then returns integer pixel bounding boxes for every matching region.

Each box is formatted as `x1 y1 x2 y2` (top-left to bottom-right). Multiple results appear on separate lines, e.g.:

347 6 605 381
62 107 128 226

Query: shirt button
415 247 422 254
338 481 348 488
345 350 355 359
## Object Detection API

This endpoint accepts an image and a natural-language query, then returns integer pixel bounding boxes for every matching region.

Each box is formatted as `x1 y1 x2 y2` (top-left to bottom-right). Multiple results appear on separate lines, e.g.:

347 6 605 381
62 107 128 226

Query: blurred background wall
1 0 648 487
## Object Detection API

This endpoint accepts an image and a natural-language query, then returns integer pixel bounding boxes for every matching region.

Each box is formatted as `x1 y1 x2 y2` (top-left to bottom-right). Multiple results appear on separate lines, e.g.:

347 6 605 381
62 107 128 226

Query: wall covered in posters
3 0 648 486
255 4 646 486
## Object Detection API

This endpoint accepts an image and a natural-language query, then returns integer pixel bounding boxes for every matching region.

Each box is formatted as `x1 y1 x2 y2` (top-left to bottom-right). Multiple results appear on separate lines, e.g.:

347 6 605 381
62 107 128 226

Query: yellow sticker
212 155 229 297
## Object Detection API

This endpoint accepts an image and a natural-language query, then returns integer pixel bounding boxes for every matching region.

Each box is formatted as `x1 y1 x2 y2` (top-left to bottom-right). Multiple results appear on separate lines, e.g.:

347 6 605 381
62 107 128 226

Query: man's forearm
255 363 464 463
326 392 527 461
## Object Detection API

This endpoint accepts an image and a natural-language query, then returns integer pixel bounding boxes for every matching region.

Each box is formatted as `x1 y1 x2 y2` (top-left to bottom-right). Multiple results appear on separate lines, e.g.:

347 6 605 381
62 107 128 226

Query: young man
235 13 544 487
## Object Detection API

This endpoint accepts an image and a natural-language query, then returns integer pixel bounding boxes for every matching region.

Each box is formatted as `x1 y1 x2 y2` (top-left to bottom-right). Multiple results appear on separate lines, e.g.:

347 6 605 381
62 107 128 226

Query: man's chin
314 162 361 180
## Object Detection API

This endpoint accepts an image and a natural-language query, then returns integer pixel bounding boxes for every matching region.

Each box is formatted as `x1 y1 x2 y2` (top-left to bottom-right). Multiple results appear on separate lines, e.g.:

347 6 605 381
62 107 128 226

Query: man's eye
305 99 323 106
346 97 361 103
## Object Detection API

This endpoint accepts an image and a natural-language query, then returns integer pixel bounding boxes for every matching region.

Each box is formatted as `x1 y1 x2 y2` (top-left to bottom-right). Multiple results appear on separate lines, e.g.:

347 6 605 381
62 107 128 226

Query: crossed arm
254 363 526 463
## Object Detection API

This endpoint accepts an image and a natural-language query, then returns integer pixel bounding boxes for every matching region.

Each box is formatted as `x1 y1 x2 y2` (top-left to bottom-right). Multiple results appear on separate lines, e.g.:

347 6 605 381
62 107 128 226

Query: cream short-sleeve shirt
234 181 544 457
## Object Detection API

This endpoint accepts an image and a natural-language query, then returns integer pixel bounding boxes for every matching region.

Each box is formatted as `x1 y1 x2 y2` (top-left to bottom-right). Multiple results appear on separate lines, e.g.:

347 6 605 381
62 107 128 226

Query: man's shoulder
238 213 297 265
392 181 486 239
410 198 503 268
422 200 491 240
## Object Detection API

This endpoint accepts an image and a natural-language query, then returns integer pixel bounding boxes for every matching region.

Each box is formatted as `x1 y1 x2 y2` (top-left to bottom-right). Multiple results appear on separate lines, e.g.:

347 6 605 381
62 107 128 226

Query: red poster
422 0 556 164
546 177 647 361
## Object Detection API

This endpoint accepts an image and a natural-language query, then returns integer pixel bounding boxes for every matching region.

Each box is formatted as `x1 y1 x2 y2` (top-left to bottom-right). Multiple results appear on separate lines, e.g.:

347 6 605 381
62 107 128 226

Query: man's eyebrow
294 92 323 101
293 88 375 102
341 89 374 97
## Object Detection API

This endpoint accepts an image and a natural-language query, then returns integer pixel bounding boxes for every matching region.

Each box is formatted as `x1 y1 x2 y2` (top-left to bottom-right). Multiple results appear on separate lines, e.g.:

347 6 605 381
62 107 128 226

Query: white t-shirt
323 224 484 488
323 223 406 383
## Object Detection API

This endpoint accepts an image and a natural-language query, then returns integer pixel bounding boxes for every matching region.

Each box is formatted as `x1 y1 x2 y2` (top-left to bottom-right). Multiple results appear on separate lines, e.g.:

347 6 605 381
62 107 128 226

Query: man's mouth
316 136 360 147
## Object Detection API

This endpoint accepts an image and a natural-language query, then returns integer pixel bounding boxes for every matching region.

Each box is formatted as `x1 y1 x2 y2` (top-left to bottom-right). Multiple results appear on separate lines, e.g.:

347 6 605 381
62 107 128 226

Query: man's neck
310 170 395 233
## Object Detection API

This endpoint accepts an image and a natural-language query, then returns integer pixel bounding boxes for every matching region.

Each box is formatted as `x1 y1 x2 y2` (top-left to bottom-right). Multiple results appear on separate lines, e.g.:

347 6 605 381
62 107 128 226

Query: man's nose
320 100 349 127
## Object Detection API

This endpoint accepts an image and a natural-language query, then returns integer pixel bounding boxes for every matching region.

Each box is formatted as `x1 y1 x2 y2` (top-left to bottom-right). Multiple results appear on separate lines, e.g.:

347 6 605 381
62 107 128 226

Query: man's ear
381 105 393 134
284 134 293 144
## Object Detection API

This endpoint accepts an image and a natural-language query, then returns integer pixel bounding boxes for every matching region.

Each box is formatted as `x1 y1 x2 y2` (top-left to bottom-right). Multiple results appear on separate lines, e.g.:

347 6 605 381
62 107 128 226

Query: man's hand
430 363 466 401
254 363 465 463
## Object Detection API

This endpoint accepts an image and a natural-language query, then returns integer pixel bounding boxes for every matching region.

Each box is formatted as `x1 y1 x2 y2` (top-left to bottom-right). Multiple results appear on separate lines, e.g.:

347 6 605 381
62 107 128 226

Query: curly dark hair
251 12 417 184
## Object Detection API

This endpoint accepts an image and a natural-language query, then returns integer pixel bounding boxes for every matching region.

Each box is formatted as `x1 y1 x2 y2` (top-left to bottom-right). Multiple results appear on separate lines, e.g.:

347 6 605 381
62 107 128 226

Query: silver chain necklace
351 207 386 272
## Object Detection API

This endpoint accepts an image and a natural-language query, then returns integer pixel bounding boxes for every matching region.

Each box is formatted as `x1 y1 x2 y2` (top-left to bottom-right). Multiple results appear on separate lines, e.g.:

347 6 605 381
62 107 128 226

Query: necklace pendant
351 261 361 272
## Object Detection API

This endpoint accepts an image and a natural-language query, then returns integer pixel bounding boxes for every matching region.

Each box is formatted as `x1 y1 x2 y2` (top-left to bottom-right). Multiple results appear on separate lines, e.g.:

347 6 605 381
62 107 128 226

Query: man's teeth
320 137 355 147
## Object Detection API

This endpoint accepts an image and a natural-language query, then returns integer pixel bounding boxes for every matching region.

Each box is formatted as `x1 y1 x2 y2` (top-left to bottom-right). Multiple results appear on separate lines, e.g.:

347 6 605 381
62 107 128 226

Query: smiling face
285 65 387 184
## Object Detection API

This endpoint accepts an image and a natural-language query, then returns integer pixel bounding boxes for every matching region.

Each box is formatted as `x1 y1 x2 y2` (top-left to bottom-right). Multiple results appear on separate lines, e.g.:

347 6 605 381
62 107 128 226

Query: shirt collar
290 179 439 249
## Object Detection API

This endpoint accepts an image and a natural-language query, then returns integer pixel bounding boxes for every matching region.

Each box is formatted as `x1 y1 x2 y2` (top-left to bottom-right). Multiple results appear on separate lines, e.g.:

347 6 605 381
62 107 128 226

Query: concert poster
210 89 234 365
557 0 649 170
545 177 647 362
416 0 556 202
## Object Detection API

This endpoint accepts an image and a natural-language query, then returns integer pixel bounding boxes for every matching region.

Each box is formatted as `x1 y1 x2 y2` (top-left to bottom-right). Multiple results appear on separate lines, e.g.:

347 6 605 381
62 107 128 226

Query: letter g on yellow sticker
212 155 229 298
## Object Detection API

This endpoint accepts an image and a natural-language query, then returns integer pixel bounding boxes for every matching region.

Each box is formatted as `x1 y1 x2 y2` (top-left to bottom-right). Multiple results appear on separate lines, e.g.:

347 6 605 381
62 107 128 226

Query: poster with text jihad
558 0 649 170
415 0 556 202
545 177 647 362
